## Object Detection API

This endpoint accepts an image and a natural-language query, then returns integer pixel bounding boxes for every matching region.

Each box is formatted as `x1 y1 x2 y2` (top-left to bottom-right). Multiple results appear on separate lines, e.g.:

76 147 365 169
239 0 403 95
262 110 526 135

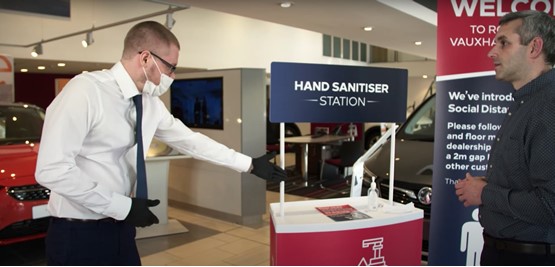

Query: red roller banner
430 0 554 265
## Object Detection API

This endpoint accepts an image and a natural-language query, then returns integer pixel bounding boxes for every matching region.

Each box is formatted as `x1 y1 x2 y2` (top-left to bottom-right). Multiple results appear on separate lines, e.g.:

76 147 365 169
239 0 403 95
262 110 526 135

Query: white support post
388 123 397 206
279 122 285 217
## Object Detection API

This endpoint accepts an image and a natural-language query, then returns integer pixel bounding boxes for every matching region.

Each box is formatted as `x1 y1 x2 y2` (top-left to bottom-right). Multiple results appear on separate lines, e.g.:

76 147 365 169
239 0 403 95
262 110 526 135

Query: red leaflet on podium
316 204 371 222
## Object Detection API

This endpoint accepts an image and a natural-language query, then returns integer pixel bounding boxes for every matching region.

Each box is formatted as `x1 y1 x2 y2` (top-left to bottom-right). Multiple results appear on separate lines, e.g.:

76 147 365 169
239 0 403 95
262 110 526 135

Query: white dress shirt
35 62 252 220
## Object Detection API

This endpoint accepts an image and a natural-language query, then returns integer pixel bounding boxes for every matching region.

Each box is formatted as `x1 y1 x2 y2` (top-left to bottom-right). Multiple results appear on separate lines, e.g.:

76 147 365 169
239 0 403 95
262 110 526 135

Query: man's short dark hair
499 10 555 65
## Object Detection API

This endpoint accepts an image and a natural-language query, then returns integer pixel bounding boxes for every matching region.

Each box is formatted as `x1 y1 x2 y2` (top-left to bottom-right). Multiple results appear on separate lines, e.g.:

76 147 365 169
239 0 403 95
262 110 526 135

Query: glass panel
360 43 367 62
352 41 359 61
333 36 341 58
0 106 44 144
401 95 436 141
323 34 332 56
370 45 388 63
342 39 350 59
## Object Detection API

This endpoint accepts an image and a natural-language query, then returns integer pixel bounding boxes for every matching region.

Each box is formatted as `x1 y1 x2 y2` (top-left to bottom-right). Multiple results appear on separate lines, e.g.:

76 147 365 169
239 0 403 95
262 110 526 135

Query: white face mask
142 55 174 97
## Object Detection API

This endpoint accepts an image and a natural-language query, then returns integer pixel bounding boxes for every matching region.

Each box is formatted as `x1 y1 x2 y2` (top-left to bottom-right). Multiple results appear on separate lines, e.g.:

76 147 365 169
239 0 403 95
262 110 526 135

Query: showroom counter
270 196 423 265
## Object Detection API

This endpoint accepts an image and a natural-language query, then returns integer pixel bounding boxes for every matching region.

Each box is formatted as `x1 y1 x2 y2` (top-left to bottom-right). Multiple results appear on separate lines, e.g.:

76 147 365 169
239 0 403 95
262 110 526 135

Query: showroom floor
139 191 312 266
136 154 309 265
0 191 311 266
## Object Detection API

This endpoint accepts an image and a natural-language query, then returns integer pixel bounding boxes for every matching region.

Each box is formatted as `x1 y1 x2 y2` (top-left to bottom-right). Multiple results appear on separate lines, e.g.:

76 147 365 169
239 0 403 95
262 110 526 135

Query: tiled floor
137 152 307 265
0 190 310 266
139 191 311 266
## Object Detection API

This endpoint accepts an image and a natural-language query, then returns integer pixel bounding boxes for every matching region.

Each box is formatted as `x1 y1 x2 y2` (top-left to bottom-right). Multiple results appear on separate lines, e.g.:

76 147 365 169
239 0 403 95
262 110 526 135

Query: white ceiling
12 0 437 75
179 0 437 60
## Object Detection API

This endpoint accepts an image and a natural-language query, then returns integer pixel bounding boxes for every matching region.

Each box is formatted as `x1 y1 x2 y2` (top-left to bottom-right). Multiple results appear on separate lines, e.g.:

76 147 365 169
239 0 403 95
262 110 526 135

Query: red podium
270 197 423 266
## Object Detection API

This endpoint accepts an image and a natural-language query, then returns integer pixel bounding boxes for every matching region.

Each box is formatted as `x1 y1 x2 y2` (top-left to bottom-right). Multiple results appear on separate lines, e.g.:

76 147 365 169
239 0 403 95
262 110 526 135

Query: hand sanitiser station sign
269 62 407 123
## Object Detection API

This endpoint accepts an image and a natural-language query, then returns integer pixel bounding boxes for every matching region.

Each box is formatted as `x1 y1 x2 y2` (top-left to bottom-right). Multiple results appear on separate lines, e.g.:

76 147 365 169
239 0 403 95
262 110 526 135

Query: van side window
402 95 435 140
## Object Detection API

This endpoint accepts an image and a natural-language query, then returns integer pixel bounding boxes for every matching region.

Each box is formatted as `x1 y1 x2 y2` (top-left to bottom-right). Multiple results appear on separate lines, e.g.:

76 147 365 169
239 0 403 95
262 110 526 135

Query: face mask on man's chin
141 57 174 97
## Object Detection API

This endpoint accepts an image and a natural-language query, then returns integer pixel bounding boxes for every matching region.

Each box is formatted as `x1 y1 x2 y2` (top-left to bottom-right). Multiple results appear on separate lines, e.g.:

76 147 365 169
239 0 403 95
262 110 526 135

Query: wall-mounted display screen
0 0 71 18
170 77 224 130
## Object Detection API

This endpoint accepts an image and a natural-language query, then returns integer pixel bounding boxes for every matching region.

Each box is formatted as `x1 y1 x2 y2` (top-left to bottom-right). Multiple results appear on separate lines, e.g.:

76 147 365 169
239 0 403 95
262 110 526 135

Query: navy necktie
133 95 148 199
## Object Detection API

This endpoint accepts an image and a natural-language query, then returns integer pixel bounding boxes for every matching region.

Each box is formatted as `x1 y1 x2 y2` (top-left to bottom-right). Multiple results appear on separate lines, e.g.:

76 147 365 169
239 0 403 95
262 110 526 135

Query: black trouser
481 234 555 266
45 217 140 266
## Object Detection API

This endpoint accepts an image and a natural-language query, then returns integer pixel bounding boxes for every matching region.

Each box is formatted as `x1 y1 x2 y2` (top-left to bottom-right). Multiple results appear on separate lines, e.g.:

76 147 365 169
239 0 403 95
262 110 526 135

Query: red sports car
0 102 50 246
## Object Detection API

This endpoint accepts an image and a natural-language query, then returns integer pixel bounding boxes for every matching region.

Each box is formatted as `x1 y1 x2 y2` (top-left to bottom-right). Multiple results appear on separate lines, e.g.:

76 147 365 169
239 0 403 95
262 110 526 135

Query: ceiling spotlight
82 31 94 48
363 26 373 31
31 43 43 57
165 12 176 30
280 1 293 8
414 41 422 46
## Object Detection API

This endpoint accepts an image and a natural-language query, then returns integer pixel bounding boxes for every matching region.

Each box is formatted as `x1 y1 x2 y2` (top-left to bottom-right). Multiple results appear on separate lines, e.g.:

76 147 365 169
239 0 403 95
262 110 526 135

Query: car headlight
417 187 432 205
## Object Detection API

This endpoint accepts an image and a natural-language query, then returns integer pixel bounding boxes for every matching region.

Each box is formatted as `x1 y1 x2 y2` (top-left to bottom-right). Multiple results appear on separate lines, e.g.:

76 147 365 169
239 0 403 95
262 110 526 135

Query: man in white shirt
35 20 285 266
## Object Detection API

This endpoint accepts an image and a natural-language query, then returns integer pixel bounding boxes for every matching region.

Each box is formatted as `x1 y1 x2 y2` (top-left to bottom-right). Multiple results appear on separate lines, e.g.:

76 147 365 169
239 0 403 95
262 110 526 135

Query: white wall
0 1 435 75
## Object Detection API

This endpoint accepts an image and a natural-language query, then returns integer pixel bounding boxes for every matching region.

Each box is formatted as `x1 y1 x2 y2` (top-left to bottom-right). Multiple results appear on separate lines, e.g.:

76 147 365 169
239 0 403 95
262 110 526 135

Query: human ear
138 51 149 66
529 37 543 58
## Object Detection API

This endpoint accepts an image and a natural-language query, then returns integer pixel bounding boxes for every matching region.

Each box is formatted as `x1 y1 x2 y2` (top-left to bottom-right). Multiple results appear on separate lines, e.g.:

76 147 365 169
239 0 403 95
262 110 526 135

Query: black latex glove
251 151 287 181
125 198 160 227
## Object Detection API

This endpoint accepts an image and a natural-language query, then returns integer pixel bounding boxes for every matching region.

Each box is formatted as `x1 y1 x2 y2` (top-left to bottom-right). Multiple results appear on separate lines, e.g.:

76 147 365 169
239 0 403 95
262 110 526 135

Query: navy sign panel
270 62 408 123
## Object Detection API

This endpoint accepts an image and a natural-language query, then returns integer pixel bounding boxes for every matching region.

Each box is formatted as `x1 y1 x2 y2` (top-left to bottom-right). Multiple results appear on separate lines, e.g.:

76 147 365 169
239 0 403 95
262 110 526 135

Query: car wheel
285 123 301 137
364 129 381 149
